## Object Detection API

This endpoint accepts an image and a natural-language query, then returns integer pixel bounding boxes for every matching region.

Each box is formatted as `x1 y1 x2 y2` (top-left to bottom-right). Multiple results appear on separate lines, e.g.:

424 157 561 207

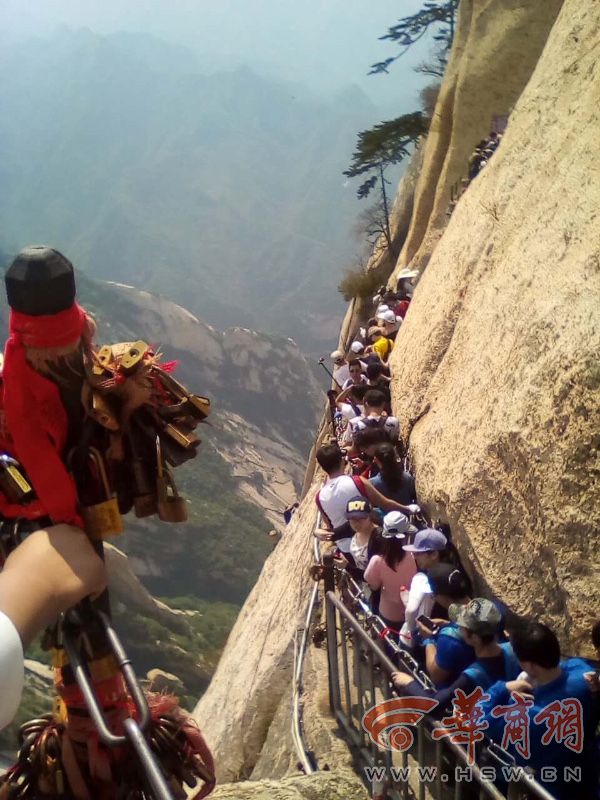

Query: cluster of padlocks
74 339 211 539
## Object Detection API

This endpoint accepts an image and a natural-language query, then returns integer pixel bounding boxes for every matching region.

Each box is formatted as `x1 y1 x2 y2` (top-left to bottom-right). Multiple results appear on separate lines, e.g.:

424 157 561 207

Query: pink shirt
364 555 417 624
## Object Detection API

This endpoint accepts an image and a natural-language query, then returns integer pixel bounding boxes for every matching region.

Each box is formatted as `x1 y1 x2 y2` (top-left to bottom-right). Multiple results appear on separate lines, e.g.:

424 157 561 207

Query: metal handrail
325 586 557 800
290 514 324 774
62 607 174 800
338 570 434 692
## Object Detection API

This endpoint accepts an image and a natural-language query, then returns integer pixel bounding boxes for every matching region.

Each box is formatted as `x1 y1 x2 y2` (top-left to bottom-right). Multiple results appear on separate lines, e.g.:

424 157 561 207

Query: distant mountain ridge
0 29 376 350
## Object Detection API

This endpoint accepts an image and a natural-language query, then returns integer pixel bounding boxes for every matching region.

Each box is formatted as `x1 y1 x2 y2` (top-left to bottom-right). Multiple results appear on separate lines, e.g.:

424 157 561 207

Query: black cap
5 246 76 316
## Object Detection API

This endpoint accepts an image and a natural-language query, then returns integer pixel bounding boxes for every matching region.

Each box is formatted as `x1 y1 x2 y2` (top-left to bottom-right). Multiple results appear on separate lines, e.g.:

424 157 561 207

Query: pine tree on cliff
344 2 458 255
343 113 427 254
369 0 459 76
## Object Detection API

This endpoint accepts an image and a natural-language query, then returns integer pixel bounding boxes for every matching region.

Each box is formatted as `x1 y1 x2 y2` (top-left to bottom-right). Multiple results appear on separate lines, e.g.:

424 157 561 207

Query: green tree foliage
370 0 460 75
344 112 426 258
344 113 428 185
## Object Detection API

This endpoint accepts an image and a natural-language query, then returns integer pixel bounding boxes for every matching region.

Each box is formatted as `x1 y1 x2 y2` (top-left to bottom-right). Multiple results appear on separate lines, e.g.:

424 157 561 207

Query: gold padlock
92 344 114 377
153 369 210 418
163 423 199 450
153 368 188 401
185 394 211 421
120 340 149 374
156 437 188 523
91 392 119 431
80 448 124 540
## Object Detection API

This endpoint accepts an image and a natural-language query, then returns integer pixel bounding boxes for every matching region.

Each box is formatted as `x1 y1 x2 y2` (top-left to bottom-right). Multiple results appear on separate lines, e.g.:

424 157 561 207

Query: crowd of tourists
313 275 599 800
468 130 503 181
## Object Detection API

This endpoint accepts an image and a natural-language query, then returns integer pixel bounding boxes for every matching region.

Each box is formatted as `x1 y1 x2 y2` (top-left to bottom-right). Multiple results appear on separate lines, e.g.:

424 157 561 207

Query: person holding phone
393 598 521 709
332 497 383 582
410 563 475 687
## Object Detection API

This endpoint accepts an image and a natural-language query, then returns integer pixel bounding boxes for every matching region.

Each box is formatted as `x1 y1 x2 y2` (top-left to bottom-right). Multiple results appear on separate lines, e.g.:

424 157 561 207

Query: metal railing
322 558 556 800
290 517 323 774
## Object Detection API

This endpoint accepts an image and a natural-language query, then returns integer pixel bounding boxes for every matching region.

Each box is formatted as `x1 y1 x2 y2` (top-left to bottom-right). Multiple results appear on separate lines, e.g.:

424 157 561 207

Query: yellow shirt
373 336 393 362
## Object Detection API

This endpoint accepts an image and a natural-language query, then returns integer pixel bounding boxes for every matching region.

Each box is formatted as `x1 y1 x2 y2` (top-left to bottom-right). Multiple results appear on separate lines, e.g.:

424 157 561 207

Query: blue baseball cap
403 528 447 553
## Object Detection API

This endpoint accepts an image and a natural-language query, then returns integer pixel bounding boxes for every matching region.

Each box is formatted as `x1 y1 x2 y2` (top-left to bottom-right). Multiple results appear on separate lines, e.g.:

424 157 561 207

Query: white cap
350 341 365 354
330 350 344 361
382 512 410 538
378 310 397 325
397 268 419 280
376 304 390 316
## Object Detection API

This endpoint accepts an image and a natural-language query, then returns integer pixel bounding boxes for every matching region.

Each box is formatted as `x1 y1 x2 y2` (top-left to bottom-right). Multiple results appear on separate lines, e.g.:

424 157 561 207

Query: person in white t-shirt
399 572 435 648
315 443 419 553
330 350 350 388
0 524 106 730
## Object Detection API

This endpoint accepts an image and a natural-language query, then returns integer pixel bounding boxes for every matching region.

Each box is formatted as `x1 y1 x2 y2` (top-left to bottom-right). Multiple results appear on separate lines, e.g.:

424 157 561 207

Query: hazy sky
0 0 431 112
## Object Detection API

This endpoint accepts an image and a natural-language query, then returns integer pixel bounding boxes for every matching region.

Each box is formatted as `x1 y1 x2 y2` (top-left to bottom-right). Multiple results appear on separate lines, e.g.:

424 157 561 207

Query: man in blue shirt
484 621 599 800
392 598 521 710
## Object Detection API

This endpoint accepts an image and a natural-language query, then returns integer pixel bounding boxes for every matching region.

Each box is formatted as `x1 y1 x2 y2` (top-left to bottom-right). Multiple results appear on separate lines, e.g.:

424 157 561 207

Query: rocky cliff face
389 0 599 654
194 488 319 782
195 0 599 794
393 0 564 276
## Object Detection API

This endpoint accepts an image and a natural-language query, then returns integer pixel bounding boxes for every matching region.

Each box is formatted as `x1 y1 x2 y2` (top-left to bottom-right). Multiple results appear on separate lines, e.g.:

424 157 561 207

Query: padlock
156 437 188 523
91 391 119 431
91 344 114 377
120 340 149 374
80 448 124 540
153 368 188 401
185 394 211 421
0 454 35 504
154 369 210 416
163 423 199 450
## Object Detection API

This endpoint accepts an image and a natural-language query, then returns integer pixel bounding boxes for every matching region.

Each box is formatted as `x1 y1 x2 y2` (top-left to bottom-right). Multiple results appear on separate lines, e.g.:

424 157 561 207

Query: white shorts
0 611 24 729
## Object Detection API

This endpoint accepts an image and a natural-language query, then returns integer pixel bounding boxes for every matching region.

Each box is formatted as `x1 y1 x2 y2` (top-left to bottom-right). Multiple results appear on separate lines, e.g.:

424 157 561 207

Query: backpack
361 416 387 431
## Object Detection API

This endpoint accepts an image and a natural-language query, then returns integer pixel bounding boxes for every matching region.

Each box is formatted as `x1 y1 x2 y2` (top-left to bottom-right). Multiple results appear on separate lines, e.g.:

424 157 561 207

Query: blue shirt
484 658 599 799
407 646 521 716
434 623 475 686
370 471 416 507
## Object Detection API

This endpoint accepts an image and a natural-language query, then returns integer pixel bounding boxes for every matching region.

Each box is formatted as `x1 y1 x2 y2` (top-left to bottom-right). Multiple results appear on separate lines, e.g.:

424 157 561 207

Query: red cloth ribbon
2 304 87 526
9 303 86 349
379 625 400 639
